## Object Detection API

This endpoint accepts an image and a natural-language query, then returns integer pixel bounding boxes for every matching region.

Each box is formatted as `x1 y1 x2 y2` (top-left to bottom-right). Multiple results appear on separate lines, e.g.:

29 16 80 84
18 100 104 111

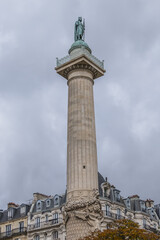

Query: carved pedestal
65 190 104 240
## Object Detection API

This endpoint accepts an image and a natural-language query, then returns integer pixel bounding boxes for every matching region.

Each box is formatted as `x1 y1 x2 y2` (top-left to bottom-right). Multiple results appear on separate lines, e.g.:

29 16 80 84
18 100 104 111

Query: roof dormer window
8 208 14 219
125 198 130 209
140 201 146 212
114 190 120 202
46 199 51 208
36 200 42 211
20 205 26 215
54 195 59 207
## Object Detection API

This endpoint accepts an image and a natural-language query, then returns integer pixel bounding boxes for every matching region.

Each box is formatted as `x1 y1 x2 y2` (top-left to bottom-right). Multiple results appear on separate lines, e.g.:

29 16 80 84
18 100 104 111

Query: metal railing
0 227 27 239
143 224 160 234
104 211 125 220
56 56 70 67
28 218 63 231
56 48 104 69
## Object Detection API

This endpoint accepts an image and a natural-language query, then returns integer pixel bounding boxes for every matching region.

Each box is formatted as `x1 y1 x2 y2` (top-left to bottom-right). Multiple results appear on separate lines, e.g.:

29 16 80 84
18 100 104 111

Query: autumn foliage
81 219 160 240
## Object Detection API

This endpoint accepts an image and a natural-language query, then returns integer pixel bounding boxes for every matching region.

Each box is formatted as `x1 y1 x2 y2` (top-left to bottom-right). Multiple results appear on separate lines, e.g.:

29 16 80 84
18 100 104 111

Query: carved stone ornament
63 64 98 79
64 189 104 231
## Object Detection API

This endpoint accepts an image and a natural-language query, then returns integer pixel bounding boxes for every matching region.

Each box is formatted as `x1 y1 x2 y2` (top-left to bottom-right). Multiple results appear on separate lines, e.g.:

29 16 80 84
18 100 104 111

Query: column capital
55 54 105 80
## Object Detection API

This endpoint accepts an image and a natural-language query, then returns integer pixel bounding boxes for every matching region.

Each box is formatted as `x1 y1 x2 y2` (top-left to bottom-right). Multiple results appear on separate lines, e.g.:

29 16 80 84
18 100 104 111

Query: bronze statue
74 17 85 41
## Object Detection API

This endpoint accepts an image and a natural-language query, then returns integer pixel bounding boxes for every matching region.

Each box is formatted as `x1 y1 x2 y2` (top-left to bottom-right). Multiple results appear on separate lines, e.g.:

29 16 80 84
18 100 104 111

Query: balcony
28 218 63 231
144 224 159 233
0 227 27 239
104 211 125 220
56 48 104 69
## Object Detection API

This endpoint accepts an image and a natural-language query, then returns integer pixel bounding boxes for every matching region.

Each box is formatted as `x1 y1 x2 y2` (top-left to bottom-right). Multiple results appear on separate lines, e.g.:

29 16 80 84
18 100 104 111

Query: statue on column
74 17 85 41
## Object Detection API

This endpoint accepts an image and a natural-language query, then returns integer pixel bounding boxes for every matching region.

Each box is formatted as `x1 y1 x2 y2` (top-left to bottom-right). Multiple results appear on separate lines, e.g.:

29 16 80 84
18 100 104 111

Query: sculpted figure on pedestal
74 17 85 41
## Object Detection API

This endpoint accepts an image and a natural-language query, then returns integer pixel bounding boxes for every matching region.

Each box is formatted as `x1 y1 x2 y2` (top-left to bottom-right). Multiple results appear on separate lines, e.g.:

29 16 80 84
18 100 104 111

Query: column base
65 190 103 240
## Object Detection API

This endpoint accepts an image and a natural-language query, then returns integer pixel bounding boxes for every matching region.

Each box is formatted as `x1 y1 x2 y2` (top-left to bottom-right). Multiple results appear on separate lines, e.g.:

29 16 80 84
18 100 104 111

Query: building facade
99 175 160 232
27 193 66 240
0 202 30 240
1 181 160 240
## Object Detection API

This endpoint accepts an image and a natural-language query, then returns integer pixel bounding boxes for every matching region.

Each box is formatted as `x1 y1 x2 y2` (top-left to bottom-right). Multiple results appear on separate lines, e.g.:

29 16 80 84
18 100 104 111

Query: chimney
129 195 140 200
146 199 154 208
8 202 19 209
33 193 50 202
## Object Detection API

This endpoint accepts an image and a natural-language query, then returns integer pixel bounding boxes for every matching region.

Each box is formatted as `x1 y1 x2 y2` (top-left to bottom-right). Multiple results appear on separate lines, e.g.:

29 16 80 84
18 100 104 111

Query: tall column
55 17 105 240
67 69 98 201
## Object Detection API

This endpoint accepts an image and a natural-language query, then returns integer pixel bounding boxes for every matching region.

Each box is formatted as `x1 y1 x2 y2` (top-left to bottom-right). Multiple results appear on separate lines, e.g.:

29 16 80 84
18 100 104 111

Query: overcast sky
0 0 160 209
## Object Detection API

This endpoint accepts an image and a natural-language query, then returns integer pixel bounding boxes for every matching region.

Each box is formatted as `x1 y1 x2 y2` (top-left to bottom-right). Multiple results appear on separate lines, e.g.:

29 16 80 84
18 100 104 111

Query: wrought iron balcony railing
28 218 63 231
0 227 27 239
104 211 125 220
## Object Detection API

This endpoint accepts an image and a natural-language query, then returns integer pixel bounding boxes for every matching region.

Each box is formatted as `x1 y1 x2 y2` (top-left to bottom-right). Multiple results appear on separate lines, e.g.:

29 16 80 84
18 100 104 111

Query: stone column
67 68 98 201
56 41 105 240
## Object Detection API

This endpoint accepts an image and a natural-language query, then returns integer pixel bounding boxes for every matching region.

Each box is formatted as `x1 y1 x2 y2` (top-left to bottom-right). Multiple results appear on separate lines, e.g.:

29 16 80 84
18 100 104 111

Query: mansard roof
31 194 66 213
0 204 30 223
154 204 160 218
98 172 105 197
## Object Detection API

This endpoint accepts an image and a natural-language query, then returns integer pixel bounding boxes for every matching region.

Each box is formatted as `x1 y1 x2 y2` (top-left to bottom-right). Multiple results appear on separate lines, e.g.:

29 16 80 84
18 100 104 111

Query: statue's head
78 17 82 22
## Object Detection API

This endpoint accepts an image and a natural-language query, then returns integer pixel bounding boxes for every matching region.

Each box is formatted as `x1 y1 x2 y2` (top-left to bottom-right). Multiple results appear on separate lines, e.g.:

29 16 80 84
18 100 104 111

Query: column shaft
67 69 98 201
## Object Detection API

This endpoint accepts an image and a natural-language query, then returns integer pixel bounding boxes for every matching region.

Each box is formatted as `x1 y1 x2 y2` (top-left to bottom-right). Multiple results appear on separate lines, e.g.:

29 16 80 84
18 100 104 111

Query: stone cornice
63 63 98 80
55 55 105 80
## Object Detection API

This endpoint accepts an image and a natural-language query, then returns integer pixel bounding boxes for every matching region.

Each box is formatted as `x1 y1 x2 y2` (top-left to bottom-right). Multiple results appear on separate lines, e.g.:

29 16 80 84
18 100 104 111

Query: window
6 224 11 236
106 205 110 216
53 213 58 224
44 232 47 240
8 208 14 219
34 235 40 240
151 208 155 218
143 218 146 228
35 217 40 228
36 200 42 211
126 198 130 208
53 231 58 239
54 195 59 206
114 191 120 202
104 188 107 197
46 214 48 222
140 201 146 212
19 221 24 232
117 208 121 219
20 206 26 215
46 199 51 207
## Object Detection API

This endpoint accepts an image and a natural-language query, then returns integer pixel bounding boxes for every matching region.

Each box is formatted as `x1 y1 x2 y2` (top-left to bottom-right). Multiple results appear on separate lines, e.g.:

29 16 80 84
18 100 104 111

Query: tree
81 219 160 240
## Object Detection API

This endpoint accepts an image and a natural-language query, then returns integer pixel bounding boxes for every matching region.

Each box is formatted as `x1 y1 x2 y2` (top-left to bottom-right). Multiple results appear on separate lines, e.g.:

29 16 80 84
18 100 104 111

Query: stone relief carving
64 189 104 231
63 64 98 79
